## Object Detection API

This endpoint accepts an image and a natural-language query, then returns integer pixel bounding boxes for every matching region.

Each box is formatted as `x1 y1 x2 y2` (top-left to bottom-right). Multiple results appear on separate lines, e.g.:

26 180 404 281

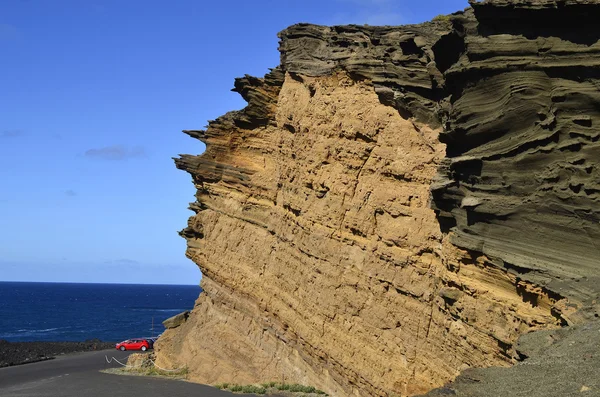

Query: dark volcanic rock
431 0 600 318
0 339 114 367
420 320 600 397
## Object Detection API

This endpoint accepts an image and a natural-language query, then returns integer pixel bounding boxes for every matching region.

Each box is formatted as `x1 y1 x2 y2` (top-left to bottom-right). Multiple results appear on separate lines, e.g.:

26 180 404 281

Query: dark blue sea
0 282 201 342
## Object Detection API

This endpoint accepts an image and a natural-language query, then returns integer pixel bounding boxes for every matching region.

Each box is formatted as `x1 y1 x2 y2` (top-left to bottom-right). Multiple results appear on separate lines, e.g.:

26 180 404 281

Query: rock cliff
156 1 600 396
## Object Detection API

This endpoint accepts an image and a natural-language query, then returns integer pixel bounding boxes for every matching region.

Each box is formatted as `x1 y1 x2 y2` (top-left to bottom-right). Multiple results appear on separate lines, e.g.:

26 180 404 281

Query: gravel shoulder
420 320 600 397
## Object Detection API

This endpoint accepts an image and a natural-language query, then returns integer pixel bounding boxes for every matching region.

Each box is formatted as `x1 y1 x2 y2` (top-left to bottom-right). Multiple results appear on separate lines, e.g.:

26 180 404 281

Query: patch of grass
101 366 188 380
214 381 326 396
216 384 266 394
432 14 452 23
241 385 267 394
229 384 244 392
145 366 189 377
274 383 325 393
293 384 315 393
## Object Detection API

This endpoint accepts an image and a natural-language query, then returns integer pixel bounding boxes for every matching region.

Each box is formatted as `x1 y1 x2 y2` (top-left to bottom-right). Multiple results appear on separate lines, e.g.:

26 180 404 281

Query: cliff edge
156 1 600 396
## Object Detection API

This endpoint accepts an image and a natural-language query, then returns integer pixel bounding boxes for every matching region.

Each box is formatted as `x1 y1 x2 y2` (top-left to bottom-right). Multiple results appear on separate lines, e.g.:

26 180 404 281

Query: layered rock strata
156 1 600 396
433 0 600 317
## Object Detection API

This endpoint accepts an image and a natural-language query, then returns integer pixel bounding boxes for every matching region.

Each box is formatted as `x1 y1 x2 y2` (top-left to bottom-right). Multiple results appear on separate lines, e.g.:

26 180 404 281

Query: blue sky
0 0 468 285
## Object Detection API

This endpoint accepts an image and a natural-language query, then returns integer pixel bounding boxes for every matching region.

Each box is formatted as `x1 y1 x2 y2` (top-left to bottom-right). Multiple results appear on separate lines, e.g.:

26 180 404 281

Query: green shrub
216 381 324 395
432 14 451 22
229 384 243 392
276 383 291 390
288 384 316 393
240 385 267 394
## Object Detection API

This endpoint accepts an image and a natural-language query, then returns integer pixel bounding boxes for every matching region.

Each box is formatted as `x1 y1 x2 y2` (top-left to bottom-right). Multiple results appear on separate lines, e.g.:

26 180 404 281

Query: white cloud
0 24 20 42
335 0 393 5
113 258 140 265
85 145 146 160
328 11 405 26
363 12 405 25
326 0 406 26
1 129 24 138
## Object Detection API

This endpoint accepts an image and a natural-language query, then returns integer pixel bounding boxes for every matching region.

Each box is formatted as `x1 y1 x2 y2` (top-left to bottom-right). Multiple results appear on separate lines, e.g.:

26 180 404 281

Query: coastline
0 339 115 367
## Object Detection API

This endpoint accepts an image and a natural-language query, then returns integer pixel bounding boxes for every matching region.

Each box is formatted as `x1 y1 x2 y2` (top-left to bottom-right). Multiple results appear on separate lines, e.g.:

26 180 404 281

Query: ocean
0 282 201 342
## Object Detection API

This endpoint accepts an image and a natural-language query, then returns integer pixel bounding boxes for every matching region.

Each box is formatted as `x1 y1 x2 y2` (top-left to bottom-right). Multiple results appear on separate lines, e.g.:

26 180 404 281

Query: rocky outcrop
162 311 190 329
432 0 600 319
156 1 600 396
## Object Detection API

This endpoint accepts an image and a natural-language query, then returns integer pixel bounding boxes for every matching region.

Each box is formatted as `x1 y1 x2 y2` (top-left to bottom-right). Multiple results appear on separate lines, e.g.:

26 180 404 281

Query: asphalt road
0 349 248 397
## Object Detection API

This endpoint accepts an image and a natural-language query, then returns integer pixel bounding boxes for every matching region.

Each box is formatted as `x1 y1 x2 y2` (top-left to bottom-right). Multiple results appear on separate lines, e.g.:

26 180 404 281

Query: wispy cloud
328 0 405 26
363 12 405 25
1 129 24 138
336 0 393 5
91 3 106 13
85 145 146 161
111 258 140 265
0 24 20 42
64 189 77 197
104 258 141 268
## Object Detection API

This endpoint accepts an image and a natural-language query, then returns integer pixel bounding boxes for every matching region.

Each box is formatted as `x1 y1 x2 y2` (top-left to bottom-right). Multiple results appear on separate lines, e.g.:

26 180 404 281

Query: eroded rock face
162 311 189 329
156 1 600 396
432 0 600 316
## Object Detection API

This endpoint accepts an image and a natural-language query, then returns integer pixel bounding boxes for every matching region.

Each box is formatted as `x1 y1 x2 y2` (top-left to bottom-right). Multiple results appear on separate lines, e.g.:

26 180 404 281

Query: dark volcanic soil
0 339 115 367
421 320 600 397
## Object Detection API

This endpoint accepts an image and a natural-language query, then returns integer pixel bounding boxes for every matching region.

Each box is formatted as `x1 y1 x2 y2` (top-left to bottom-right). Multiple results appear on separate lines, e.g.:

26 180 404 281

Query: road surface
0 349 249 397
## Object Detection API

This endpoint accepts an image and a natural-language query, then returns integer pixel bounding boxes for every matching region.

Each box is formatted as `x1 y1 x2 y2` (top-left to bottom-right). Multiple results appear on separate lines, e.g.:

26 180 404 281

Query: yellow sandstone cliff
155 2 600 396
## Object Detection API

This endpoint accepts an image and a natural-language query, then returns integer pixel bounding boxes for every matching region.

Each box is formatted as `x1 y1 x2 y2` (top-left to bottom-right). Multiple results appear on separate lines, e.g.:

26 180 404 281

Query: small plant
432 14 452 23
277 383 291 391
240 385 267 394
229 384 244 392
215 381 326 396
274 382 327 395
137 365 188 378
289 384 316 393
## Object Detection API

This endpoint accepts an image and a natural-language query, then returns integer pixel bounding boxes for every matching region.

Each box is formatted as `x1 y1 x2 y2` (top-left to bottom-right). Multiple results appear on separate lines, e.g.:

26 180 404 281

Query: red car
115 338 151 351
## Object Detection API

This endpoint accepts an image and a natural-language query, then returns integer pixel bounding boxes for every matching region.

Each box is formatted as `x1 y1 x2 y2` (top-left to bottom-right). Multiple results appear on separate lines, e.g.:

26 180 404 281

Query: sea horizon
0 280 200 287
0 282 201 342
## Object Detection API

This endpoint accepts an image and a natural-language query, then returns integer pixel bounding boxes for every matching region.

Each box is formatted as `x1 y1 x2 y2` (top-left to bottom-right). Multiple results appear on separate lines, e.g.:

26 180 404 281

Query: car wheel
141 346 147 351
120 346 126 351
